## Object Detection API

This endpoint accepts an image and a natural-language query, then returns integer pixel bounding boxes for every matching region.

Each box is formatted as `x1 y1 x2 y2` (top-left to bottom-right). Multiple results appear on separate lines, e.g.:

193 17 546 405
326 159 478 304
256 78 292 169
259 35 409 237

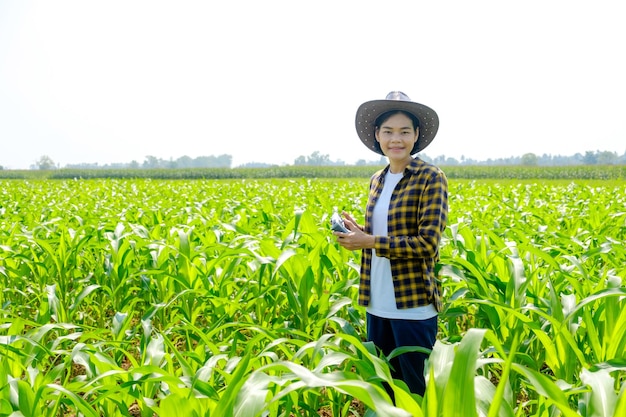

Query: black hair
374 110 420 131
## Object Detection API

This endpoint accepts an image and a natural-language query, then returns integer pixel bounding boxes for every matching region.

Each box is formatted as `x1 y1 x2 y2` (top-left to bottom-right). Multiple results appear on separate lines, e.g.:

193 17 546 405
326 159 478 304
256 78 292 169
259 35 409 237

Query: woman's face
375 112 419 163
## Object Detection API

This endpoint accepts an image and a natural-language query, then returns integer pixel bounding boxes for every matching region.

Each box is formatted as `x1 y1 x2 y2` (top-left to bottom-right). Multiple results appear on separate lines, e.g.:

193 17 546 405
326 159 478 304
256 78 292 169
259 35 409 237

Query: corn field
2 164 625 181
0 178 625 416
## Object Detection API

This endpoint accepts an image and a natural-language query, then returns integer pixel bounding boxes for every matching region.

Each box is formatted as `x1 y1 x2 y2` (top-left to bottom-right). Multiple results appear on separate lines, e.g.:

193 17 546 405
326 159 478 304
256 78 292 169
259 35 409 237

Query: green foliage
1 164 625 180
35 155 57 170
0 178 624 415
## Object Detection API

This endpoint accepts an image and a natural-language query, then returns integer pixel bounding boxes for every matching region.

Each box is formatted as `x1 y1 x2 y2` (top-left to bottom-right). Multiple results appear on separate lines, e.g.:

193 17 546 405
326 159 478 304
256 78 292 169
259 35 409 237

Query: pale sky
1 1 625 169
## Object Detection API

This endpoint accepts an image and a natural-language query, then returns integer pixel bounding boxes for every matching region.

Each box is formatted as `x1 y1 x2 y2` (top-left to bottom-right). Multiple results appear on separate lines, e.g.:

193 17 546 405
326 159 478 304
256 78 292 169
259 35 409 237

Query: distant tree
572 153 584 164
143 155 160 168
293 152 331 166
191 156 207 168
129 160 140 169
215 154 232 168
433 155 446 165
176 155 193 168
193 155 232 168
36 155 56 170
596 151 617 165
583 151 598 165
418 153 433 163
355 156 388 166
307 151 331 166
521 153 538 166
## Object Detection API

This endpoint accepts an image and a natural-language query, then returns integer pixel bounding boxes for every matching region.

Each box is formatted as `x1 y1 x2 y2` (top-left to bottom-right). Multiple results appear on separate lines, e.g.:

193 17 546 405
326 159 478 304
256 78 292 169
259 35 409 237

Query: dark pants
366 313 438 397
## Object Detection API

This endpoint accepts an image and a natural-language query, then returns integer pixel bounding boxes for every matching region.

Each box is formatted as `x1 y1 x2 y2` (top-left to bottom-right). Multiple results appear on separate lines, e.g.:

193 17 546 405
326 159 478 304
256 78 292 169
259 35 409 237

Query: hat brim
355 99 439 156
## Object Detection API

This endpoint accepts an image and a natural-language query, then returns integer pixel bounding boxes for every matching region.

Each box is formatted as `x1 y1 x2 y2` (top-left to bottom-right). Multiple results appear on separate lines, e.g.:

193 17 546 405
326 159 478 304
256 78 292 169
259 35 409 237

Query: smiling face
374 112 419 172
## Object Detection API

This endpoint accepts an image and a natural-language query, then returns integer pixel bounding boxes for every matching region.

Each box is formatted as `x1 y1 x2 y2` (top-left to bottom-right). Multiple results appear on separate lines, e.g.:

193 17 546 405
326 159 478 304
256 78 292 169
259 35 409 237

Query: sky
1 1 625 169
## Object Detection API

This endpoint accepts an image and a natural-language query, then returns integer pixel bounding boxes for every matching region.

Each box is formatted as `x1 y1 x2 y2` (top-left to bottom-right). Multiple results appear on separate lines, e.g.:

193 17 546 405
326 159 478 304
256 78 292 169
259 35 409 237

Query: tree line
426 150 625 166
23 154 233 170
2 149 624 171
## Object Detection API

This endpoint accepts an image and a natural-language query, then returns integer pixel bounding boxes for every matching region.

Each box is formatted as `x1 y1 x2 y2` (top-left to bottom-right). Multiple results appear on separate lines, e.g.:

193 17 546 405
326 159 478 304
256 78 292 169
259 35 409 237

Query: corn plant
0 178 624 416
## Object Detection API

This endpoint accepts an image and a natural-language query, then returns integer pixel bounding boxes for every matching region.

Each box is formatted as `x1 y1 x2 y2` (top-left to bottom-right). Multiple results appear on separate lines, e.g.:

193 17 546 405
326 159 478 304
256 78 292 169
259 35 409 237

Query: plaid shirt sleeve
358 158 448 311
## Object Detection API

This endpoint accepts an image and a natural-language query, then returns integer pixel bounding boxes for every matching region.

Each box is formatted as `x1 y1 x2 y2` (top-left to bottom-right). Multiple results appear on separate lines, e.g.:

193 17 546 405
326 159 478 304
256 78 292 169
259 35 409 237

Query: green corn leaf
580 368 617 417
615 382 626 416
9 379 35 417
45 383 100 417
0 399 12 414
441 328 486 417
511 363 579 417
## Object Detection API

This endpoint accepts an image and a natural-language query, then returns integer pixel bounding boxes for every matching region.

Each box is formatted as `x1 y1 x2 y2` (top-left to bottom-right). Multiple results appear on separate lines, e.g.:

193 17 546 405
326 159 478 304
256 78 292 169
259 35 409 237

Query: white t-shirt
367 170 438 320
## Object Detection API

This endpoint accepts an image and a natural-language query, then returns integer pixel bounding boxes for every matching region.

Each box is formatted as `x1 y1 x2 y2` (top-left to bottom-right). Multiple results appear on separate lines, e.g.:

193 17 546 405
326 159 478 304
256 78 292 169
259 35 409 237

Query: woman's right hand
342 211 363 232
334 211 374 250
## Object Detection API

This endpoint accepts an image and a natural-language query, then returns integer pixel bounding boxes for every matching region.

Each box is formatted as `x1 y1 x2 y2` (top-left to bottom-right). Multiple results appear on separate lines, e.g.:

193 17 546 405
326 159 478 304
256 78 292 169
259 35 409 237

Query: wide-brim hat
355 91 439 156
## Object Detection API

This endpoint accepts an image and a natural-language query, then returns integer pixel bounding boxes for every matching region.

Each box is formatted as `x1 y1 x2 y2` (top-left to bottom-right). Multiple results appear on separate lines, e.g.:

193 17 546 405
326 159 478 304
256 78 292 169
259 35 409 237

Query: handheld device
330 212 349 233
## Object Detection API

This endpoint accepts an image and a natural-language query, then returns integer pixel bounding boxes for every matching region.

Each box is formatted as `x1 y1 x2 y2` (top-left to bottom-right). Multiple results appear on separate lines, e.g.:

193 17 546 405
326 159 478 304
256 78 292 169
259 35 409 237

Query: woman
335 91 448 397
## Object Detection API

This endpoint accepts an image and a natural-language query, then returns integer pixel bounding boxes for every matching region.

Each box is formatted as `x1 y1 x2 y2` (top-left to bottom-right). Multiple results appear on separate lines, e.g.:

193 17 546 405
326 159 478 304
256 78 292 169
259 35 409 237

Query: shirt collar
380 157 424 177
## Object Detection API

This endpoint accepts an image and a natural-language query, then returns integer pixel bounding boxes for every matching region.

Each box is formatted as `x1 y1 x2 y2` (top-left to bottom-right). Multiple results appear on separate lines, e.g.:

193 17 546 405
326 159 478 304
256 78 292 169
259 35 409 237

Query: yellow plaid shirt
359 157 448 311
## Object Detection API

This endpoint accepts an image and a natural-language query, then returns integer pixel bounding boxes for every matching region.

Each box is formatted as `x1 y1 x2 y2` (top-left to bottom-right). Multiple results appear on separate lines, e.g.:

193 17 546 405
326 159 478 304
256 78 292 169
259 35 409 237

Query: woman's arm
375 170 448 259
336 170 448 259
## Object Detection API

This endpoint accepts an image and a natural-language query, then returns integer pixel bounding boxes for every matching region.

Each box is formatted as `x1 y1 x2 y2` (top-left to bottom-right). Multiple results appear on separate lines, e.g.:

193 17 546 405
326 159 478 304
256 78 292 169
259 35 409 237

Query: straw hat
355 91 439 155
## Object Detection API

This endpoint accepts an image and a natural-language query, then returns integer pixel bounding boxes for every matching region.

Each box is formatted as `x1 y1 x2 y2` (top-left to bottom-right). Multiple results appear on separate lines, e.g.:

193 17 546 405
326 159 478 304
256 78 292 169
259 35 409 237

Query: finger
343 218 357 231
